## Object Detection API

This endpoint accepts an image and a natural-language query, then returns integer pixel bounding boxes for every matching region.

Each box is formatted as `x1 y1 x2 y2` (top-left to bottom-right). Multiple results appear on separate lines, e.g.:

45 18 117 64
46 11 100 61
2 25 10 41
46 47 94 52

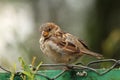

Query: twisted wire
0 59 120 80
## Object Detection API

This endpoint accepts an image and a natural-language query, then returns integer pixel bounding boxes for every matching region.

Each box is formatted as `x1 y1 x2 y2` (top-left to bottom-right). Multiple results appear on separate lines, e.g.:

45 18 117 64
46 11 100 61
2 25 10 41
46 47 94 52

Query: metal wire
36 59 120 79
86 59 118 75
1 59 120 80
0 65 11 73
36 69 67 80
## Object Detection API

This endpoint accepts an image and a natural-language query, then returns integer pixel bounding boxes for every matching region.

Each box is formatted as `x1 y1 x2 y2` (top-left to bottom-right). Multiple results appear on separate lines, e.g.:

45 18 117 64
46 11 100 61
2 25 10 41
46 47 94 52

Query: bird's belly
45 48 80 63
40 39 80 64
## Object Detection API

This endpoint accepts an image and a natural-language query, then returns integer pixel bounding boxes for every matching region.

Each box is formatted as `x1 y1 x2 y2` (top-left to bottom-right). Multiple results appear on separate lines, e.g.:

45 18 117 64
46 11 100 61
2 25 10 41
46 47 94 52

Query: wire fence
0 59 120 80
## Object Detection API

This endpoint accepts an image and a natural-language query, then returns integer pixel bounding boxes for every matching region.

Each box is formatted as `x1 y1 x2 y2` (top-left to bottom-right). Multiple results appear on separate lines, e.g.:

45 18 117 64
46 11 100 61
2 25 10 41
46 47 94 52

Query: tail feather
81 50 103 59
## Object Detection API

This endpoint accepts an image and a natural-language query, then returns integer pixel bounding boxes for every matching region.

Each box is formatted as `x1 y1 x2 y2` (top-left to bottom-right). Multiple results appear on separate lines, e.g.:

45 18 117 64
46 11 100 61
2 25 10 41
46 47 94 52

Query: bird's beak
42 31 49 37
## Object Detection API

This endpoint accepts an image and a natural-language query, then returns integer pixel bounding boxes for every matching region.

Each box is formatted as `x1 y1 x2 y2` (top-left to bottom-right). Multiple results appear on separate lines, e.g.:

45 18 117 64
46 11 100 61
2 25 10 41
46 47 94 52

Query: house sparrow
39 22 103 64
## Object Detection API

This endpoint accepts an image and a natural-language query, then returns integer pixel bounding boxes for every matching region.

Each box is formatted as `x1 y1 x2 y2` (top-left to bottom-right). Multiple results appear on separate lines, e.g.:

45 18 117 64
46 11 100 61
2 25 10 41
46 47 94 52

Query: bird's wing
48 35 80 54
57 41 80 53
78 39 89 49
64 33 89 49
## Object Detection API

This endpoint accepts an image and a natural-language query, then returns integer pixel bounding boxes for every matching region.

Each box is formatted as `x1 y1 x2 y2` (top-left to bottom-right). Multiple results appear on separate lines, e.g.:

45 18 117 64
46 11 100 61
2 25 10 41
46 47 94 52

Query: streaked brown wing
57 41 80 54
49 32 80 54
78 39 89 49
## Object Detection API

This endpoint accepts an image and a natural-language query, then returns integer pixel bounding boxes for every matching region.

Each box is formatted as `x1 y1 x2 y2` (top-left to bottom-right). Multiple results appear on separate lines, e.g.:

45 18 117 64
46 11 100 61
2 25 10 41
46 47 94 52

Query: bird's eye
48 28 51 31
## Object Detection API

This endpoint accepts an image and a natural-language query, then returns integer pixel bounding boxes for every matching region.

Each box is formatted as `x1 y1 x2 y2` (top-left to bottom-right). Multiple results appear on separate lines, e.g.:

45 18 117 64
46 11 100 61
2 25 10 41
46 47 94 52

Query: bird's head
40 22 60 38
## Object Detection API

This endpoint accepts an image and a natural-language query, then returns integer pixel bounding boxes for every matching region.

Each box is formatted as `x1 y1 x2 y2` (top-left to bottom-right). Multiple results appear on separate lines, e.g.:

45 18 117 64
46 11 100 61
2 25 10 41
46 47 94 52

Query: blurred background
0 0 120 71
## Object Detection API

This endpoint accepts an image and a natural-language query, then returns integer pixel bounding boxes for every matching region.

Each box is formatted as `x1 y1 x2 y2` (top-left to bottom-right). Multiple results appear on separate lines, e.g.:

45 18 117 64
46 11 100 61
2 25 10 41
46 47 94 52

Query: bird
39 22 103 64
